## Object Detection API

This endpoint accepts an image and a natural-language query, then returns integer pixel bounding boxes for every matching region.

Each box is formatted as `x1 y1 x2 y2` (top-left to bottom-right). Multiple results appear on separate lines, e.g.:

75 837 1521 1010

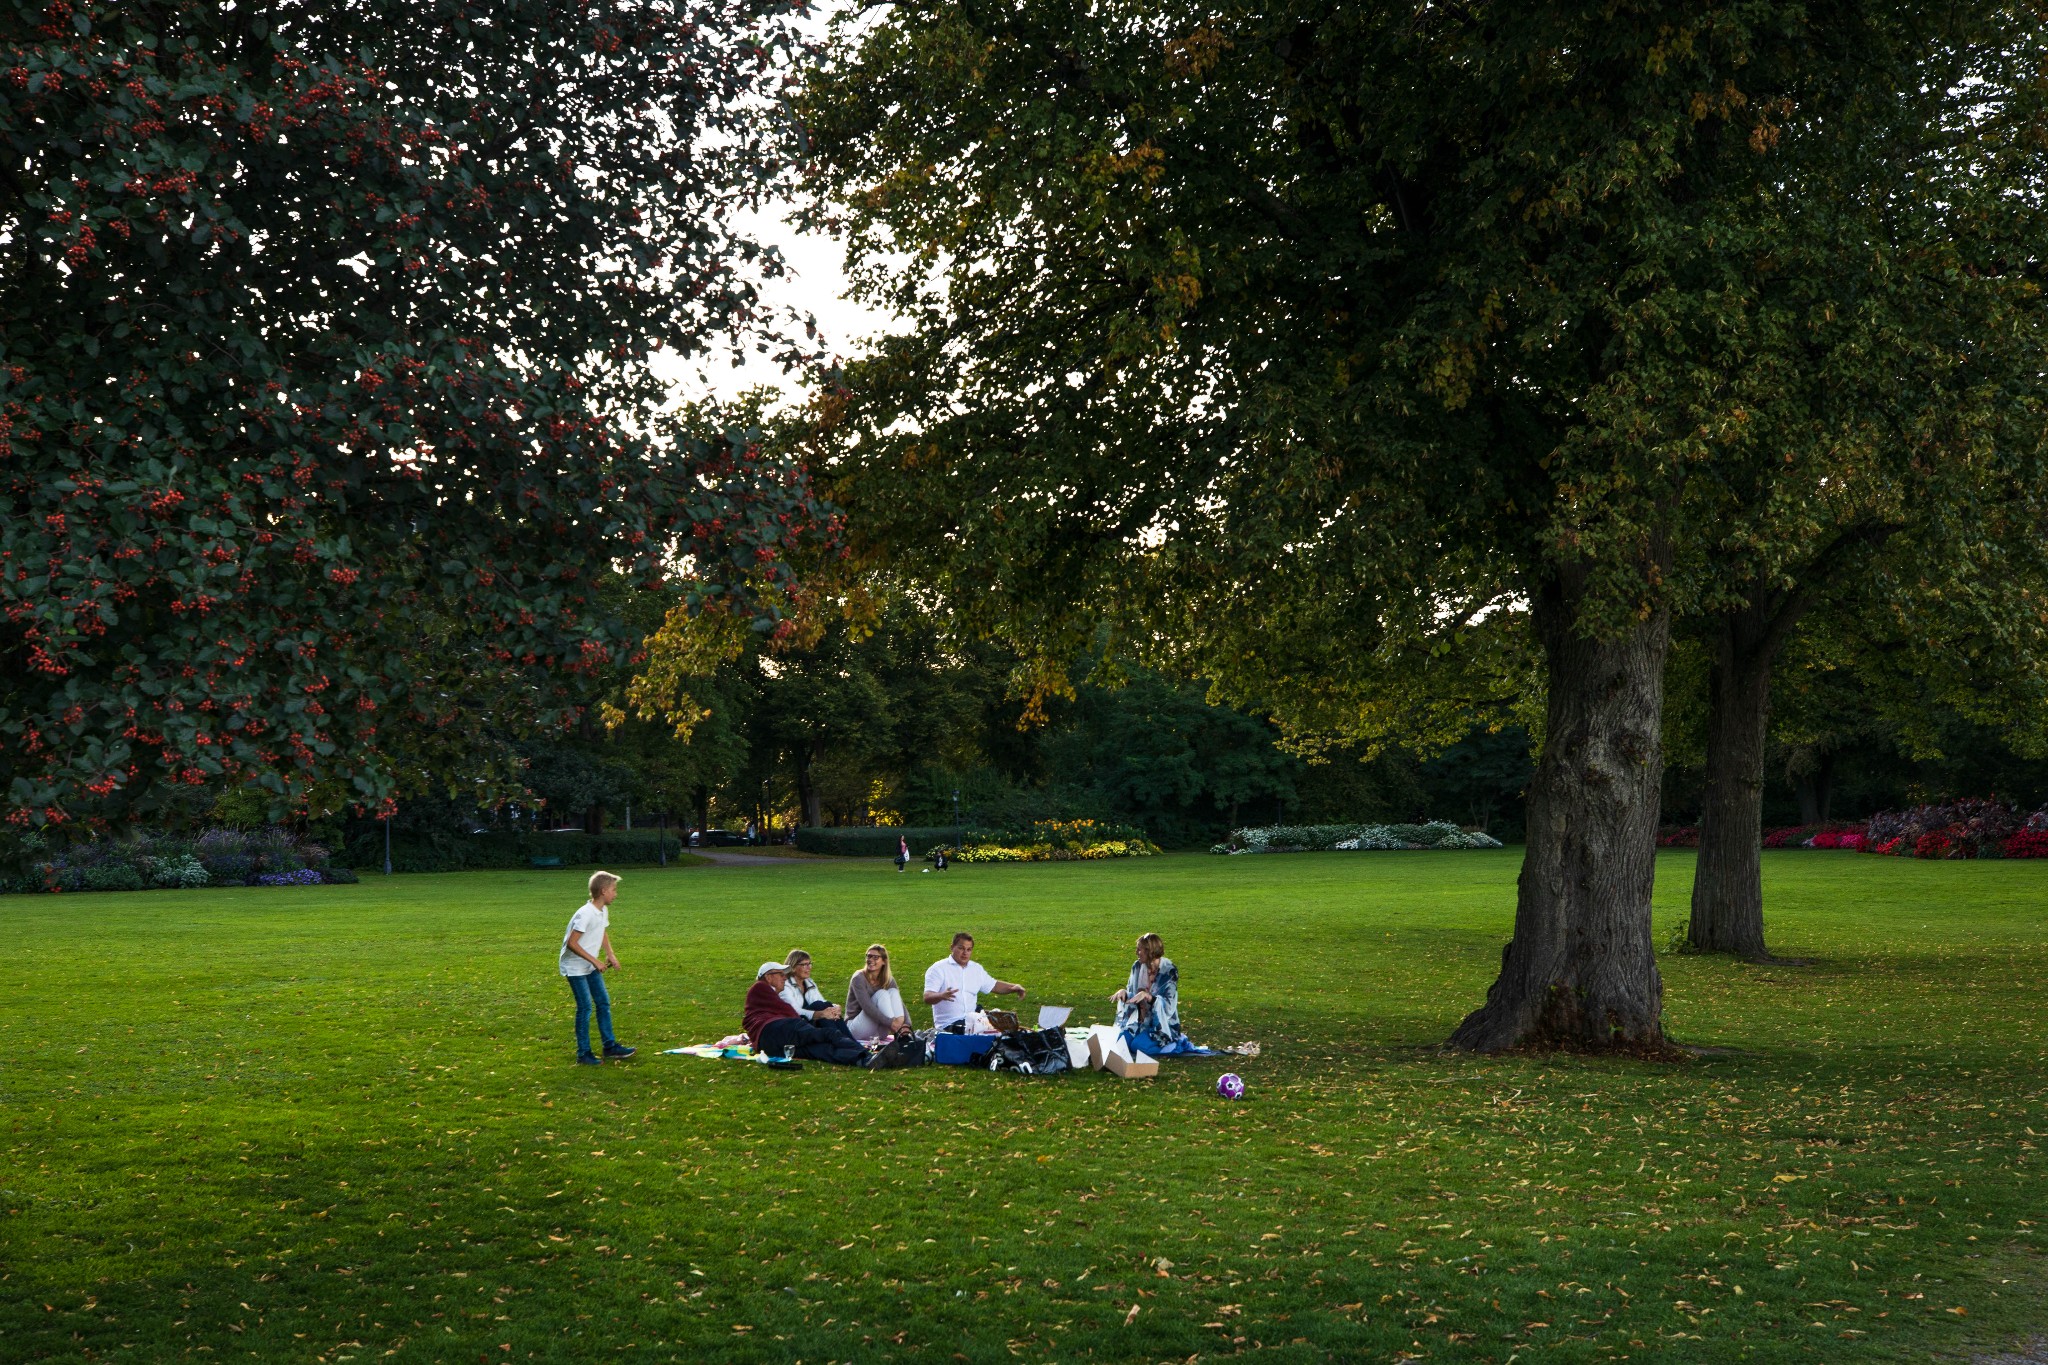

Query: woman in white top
844 943 912 1043
781 950 858 1044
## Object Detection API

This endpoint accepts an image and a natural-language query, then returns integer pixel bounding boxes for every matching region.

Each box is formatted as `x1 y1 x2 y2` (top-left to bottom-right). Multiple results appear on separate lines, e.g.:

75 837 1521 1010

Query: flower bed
1658 823 1865 850
950 819 1161 863
953 839 1159 863
1858 800 2048 859
1212 821 1504 854
3 826 345 894
2004 830 2048 859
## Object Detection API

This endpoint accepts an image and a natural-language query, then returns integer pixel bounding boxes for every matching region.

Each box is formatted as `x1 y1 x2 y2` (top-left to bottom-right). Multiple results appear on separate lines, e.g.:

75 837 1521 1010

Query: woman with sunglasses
844 942 913 1043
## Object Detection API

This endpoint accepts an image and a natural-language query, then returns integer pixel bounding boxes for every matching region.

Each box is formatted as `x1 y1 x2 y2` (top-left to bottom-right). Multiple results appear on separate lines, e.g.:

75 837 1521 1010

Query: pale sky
652 202 899 407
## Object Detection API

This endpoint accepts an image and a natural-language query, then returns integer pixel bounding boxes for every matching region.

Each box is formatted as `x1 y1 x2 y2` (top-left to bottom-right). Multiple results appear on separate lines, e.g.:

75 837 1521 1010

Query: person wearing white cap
744 961 865 1065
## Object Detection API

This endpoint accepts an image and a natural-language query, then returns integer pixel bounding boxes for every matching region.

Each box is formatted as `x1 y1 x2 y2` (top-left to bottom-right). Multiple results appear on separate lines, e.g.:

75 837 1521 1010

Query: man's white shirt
924 956 997 1030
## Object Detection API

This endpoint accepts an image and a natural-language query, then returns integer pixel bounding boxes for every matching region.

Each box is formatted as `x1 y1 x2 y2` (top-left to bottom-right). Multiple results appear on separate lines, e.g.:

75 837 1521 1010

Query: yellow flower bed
953 837 1160 863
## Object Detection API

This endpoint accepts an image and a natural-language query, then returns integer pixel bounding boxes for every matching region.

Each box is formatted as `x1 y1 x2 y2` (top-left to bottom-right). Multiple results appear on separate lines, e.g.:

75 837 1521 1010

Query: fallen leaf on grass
1124 1305 1140 1326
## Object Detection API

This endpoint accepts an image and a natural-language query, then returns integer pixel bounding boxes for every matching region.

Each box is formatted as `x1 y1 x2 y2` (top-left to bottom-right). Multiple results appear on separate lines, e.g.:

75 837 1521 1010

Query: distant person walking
559 871 636 1066
896 835 911 871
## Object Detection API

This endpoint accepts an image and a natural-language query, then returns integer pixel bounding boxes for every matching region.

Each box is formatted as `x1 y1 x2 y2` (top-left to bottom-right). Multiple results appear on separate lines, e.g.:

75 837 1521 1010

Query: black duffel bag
985 1025 1071 1076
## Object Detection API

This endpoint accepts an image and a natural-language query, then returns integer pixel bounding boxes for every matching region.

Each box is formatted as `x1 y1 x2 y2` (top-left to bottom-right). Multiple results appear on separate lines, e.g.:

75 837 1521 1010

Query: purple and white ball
1216 1072 1246 1100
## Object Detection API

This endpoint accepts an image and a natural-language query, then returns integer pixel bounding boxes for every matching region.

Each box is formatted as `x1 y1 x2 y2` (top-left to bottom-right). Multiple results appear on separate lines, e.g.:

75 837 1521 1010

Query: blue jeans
566 972 617 1057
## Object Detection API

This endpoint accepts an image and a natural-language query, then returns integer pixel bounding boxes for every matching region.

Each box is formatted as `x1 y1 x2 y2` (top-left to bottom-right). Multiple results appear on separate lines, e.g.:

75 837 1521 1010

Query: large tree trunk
1686 605 1778 957
692 784 711 834
1448 574 1675 1054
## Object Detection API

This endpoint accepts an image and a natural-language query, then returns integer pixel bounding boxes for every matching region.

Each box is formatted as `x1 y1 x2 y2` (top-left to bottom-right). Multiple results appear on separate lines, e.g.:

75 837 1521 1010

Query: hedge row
795 826 962 857
341 829 706 875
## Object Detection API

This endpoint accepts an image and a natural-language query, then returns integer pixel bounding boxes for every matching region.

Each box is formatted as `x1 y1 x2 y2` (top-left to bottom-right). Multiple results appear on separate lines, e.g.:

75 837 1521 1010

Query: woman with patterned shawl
1112 932 1216 1057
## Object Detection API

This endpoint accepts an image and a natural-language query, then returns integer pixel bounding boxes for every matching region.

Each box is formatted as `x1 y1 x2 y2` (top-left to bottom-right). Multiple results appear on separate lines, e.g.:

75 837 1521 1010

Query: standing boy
560 870 636 1066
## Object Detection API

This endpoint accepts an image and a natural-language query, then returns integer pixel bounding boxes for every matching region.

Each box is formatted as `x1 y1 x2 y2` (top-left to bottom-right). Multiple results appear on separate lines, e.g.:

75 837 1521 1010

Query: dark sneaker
576 1052 601 1066
602 1042 637 1059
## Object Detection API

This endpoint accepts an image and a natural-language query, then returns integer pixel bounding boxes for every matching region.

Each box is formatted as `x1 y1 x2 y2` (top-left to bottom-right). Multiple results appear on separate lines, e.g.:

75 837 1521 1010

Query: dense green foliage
401 584 1535 848
805 0 2048 747
0 0 832 825
4 854 2044 1360
793 824 958 856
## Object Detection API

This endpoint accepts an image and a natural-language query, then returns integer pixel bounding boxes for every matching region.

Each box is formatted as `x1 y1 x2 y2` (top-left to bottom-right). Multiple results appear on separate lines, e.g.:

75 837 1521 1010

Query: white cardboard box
1086 1026 1158 1079
1104 1041 1159 1079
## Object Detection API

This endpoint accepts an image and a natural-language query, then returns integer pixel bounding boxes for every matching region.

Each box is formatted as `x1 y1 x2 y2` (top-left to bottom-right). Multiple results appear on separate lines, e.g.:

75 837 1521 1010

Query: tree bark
1447 573 1675 1054
1686 588 1817 958
1686 608 1775 957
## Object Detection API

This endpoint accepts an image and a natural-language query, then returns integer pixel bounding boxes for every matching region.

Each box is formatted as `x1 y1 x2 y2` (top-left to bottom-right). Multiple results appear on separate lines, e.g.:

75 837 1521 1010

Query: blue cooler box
932 1033 998 1066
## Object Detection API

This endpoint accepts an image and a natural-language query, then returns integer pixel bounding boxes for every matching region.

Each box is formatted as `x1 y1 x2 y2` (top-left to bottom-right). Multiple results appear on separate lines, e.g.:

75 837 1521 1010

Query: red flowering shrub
0 1 835 823
2003 831 2048 859
1657 826 1699 848
1870 836 1907 856
1867 801 2027 859
1808 829 1866 850
1913 830 1969 859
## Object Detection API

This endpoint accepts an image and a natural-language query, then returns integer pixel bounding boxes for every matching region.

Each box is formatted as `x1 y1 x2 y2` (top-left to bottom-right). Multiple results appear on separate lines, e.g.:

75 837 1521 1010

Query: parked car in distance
690 828 752 847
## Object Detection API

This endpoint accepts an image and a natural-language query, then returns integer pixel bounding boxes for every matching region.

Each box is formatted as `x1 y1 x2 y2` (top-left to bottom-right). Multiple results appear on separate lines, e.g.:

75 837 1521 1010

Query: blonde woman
845 943 913 1043
1112 932 1214 1057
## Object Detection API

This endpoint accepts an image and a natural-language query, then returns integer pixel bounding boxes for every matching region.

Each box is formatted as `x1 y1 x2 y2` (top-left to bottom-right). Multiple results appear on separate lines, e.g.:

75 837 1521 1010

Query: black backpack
865 1029 931 1070
985 1026 1072 1076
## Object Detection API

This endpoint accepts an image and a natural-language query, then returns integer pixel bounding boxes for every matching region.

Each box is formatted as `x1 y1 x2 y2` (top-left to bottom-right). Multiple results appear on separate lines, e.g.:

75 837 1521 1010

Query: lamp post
953 788 961 852
658 809 667 867
382 809 392 877
760 778 770 844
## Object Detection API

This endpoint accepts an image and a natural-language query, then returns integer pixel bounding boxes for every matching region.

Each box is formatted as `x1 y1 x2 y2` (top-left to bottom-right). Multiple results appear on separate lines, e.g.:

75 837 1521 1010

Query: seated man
745 962 865 1065
922 931 1026 1033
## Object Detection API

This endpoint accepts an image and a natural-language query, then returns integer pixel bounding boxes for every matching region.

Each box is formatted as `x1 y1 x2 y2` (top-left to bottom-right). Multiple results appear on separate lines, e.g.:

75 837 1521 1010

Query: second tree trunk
1686 607 1779 959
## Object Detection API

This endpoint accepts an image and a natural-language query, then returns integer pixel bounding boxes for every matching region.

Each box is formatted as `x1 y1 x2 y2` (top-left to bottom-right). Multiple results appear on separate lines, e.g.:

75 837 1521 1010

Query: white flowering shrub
1216 822 1504 854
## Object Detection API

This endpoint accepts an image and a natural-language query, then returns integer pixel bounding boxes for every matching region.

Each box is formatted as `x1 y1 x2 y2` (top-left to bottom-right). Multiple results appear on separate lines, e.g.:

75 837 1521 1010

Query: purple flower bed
4 825 336 894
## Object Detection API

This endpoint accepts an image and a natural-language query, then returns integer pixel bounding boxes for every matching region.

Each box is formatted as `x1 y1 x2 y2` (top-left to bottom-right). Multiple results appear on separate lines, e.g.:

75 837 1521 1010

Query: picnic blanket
662 1043 797 1066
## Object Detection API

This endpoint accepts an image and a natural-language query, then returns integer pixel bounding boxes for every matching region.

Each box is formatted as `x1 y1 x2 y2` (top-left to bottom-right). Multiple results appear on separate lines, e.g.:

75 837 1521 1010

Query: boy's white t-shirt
924 956 997 1030
559 902 608 977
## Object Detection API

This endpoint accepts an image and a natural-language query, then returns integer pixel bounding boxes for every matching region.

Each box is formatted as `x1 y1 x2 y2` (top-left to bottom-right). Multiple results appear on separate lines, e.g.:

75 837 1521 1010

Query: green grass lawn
3 851 2043 1363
